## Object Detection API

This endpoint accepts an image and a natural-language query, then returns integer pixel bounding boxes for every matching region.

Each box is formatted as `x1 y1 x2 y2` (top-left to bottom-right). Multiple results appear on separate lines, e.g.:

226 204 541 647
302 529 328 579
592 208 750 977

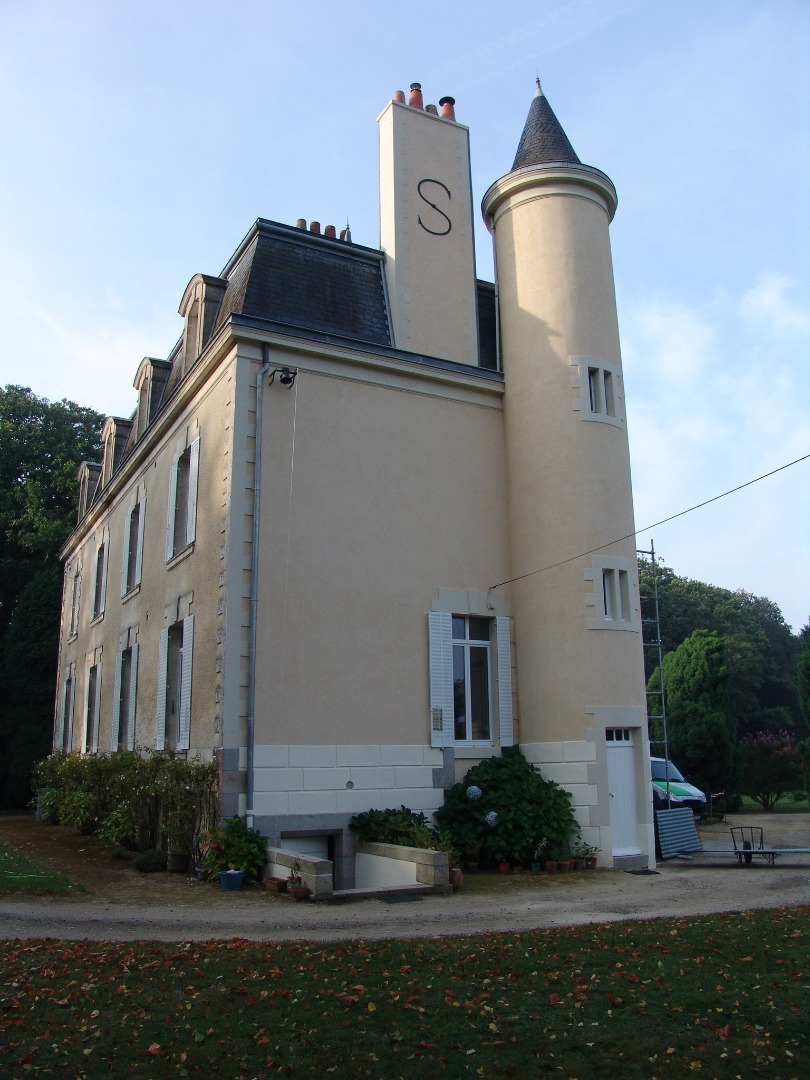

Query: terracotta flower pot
498 862 511 875
450 867 464 892
557 860 572 872
585 857 598 870
512 864 523 875
289 885 311 901
545 860 558 873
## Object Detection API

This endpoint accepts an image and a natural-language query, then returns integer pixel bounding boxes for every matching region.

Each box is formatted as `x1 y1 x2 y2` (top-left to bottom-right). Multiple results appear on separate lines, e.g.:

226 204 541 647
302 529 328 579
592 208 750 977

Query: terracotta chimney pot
425 103 438 115
393 89 406 103
325 225 336 238
296 218 307 230
439 96 456 121
409 82 423 110
309 221 321 234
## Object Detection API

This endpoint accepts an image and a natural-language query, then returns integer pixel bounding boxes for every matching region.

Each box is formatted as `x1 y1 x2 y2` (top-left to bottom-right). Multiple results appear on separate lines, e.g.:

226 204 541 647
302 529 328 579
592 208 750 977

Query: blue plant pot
219 870 244 891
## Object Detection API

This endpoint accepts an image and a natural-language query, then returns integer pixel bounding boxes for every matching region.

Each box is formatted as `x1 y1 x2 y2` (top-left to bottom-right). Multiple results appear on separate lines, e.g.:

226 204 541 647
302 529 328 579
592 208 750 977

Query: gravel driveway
1 812 807 943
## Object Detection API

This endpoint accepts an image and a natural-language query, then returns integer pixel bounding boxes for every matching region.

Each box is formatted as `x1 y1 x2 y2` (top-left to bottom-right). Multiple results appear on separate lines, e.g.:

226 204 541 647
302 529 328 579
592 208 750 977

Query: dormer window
178 274 227 372
133 358 171 440
100 417 134 487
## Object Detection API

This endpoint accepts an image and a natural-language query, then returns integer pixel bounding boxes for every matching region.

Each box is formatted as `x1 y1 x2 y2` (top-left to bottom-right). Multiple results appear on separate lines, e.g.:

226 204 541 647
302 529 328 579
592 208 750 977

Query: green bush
201 817 267 882
133 849 167 873
435 747 579 867
349 806 435 848
31 750 220 857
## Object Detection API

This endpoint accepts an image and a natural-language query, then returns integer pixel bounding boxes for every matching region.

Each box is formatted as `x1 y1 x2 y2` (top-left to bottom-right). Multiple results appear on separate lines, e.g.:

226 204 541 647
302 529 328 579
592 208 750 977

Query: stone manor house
55 80 655 884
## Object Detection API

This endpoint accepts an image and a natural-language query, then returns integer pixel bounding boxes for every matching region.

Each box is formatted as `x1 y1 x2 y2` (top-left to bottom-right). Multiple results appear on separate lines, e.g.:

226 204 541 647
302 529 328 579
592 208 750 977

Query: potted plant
579 842 600 870
201 816 268 885
531 837 549 874
287 861 311 900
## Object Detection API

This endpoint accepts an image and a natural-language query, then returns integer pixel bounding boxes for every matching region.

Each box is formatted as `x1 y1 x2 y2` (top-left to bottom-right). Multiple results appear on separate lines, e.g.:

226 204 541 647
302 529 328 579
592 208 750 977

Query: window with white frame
59 663 76 753
586 557 640 631
84 659 102 754
121 492 145 596
572 356 624 426
429 612 513 748
91 530 109 621
112 643 138 751
156 616 194 751
68 563 81 638
166 436 199 561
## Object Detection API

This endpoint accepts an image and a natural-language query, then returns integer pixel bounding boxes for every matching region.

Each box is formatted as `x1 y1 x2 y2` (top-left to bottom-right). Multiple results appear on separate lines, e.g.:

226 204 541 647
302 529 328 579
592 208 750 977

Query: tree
0 385 103 807
739 730 805 810
638 557 805 740
650 629 739 800
797 623 810 726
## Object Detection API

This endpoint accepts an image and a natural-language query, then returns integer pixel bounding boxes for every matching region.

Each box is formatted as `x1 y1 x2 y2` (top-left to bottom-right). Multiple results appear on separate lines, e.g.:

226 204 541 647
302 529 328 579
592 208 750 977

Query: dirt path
1 812 808 942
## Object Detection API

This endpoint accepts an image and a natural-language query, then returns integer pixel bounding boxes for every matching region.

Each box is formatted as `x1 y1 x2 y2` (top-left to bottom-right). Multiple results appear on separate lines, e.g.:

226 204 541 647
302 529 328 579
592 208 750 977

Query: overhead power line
489 452 810 592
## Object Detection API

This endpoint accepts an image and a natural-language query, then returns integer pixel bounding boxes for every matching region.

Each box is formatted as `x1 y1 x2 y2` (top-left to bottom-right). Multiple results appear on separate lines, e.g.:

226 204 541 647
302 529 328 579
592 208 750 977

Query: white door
607 729 640 856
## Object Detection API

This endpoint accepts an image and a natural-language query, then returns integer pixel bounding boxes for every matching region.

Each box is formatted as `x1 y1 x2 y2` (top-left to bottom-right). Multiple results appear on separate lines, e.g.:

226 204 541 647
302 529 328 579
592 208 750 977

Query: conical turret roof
511 78 580 170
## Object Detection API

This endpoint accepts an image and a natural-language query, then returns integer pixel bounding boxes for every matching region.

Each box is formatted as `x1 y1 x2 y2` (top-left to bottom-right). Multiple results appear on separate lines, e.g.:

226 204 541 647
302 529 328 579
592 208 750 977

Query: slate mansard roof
81 219 499 518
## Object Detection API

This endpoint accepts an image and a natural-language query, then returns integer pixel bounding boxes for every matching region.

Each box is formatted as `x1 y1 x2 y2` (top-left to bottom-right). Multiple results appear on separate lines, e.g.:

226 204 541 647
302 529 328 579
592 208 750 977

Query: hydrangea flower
486 811 499 828
466 785 482 800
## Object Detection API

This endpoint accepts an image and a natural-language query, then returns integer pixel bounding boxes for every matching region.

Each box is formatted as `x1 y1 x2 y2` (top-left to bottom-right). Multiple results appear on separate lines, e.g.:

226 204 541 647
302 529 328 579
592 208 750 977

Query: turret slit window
586 557 640 631
572 357 624 427
452 616 492 742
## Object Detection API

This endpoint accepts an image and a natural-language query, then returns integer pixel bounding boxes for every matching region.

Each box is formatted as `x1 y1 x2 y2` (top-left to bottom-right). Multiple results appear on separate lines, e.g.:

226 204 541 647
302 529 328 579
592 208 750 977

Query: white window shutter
186 437 200 546
496 616 514 747
99 534 109 614
91 662 102 754
178 615 194 750
428 612 454 747
66 671 75 751
128 643 138 751
57 677 67 750
111 651 123 751
82 668 92 753
120 516 129 597
156 628 169 750
165 460 178 561
134 499 145 586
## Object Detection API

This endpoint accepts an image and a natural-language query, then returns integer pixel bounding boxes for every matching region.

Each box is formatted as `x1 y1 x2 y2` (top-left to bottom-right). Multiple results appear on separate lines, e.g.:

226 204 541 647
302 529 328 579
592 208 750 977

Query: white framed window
572 356 624 426
586 557 640 631
84 658 102 754
58 663 76 753
429 612 513 748
121 488 146 596
112 642 138 751
91 528 109 621
156 615 194 751
166 435 200 561
68 562 82 638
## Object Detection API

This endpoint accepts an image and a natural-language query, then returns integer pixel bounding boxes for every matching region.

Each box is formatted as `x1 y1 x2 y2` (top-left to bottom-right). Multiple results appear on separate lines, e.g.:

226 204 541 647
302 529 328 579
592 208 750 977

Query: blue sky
1 0 808 632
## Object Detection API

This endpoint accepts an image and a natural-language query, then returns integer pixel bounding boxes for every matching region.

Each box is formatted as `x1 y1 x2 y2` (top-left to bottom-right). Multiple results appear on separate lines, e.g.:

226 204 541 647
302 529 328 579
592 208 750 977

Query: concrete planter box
355 841 450 891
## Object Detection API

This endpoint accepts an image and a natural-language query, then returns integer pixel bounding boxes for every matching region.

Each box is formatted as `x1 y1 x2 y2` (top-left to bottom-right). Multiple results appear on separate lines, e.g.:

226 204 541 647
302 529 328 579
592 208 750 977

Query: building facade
55 81 655 882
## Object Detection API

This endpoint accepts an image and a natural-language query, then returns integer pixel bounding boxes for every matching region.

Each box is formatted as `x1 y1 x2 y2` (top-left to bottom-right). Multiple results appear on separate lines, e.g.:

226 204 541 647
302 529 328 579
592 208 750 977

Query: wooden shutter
134 499 145 586
496 616 514 747
165 460 178 561
65 672 75 752
111 651 123 751
186 437 200 546
127 643 138 751
98 534 109 615
156 628 169 750
91 662 102 754
428 612 454 748
178 615 194 750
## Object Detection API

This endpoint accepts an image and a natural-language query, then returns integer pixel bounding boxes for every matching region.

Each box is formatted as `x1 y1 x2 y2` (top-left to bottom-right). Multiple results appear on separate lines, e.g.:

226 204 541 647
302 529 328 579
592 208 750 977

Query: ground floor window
156 616 194 751
112 644 138 751
429 611 513 748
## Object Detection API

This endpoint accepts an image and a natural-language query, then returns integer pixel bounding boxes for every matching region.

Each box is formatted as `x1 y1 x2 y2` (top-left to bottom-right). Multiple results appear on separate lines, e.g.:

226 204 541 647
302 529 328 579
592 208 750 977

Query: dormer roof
511 78 580 171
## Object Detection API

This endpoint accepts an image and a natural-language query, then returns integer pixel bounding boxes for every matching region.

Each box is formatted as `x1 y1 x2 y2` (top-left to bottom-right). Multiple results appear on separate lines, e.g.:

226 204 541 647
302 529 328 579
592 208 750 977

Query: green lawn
1 906 807 1077
0 841 82 896
738 794 809 814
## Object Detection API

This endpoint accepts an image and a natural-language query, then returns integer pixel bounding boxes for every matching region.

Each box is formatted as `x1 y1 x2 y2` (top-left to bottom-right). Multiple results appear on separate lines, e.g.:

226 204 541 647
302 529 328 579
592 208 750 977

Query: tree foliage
638 556 805 741
797 624 810 727
649 629 739 799
739 730 806 811
0 385 103 807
